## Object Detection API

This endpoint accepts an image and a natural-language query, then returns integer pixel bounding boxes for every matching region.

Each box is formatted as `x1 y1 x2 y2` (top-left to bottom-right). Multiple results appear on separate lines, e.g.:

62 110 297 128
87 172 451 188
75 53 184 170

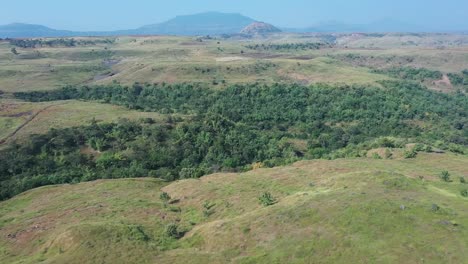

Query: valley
0 11 467 264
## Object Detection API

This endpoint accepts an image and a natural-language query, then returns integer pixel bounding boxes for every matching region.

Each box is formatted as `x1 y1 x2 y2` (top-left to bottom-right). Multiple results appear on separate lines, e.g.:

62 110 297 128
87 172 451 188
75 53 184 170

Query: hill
0 153 467 263
240 22 281 35
1 14 465 38
0 23 75 38
0 12 258 38
136 12 256 36
286 19 430 33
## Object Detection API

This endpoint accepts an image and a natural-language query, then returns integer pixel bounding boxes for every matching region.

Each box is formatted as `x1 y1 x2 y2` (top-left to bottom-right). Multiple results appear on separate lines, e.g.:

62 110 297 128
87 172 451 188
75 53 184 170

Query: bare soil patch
215 56 249 62
431 74 454 92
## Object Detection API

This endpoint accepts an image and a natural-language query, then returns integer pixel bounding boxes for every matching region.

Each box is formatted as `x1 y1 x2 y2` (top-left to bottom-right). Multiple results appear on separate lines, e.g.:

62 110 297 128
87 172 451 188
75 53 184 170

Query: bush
165 223 183 239
160 192 171 205
404 149 417 159
460 177 466 184
461 189 468 197
384 149 393 159
259 192 276 206
440 171 451 182
203 201 216 217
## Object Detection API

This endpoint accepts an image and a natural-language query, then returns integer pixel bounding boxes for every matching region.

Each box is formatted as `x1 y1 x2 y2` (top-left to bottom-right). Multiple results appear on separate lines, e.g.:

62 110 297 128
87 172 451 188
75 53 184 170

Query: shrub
440 171 451 182
165 223 183 239
203 201 216 217
404 149 417 159
259 192 276 206
461 189 468 197
460 177 466 184
160 192 171 206
384 149 393 159
377 138 395 148
168 206 181 213
413 143 425 152
128 225 150 241
424 145 433 152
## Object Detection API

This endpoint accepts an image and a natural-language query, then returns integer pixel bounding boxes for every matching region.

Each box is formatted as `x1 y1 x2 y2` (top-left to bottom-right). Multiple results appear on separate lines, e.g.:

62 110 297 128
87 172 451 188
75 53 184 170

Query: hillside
0 23 75 38
137 12 256 36
0 12 258 38
0 152 467 263
240 22 282 35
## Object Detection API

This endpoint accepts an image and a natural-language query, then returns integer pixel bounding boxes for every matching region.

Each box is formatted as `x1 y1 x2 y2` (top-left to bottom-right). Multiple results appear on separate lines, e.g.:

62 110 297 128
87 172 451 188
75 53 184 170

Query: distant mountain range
0 12 465 38
135 12 255 35
284 19 432 33
0 12 256 38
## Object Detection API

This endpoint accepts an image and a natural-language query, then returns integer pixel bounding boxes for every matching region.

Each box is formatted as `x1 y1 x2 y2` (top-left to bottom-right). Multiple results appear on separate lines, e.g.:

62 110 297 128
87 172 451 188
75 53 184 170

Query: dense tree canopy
2 81 467 200
7 38 115 48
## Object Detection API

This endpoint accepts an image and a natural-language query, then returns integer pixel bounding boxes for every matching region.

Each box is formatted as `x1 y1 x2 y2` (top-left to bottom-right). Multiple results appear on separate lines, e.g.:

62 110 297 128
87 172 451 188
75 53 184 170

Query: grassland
0 152 466 263
0 99 163 145
1 33 467 93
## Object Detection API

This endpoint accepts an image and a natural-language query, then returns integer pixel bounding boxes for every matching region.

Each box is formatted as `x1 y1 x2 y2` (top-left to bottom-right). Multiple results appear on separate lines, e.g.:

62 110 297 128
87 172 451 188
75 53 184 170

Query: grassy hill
0 152 467 263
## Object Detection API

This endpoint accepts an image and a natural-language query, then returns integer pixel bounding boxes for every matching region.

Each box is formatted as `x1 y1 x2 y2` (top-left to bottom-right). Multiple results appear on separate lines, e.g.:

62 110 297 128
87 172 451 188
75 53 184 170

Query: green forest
2 80 467 200
7 38 115 48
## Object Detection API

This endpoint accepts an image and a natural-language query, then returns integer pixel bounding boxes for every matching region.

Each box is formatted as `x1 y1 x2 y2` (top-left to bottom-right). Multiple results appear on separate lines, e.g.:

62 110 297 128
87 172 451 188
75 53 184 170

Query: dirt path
0 103 64 145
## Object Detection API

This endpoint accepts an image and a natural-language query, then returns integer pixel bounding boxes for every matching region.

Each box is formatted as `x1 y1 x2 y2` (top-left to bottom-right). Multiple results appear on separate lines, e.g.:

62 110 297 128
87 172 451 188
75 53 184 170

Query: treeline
448 70 468 88
0 117 299 200
372 67 443 82
8 38 115 48
4 81 467 200
245 42 331 51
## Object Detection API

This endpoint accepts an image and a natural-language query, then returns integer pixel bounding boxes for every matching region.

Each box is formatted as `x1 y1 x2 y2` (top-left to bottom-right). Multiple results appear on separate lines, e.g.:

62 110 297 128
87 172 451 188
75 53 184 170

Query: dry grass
1 153 466 263
2 34 466 93
0 99 163 144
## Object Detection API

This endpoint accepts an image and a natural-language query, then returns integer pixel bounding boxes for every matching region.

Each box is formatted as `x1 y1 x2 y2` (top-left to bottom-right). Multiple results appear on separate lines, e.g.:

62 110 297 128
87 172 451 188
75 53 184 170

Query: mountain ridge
1 12 466 38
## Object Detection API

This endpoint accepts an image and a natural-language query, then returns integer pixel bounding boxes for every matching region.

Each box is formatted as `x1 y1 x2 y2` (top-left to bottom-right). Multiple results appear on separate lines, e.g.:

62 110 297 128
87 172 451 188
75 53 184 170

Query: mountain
0 12 257 38
0 23 75 38
240 22 281 35
287 19 430 33
134 12 256 35
0 14 463 38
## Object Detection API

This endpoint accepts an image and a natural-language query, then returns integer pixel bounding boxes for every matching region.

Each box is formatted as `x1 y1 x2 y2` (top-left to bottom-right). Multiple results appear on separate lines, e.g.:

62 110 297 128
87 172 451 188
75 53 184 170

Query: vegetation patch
2 80 466 199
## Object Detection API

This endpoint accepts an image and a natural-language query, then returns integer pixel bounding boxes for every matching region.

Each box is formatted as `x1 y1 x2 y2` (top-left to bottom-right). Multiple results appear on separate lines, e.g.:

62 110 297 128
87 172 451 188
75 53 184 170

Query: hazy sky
1 0 467 31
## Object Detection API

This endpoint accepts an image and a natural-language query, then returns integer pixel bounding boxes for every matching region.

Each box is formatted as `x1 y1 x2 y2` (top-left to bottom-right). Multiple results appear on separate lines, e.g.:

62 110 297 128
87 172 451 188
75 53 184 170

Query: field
0 152 467 263
1 34 467 93
0 99 163 145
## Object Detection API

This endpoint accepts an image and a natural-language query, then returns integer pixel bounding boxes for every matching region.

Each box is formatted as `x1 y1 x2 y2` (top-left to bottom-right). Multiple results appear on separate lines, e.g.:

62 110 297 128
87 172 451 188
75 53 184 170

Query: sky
0 0 467 31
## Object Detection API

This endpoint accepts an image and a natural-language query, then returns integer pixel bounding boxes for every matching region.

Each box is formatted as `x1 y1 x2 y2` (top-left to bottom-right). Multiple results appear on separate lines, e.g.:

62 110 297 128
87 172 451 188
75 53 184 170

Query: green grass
1 34 466 92
0 153 466 263
0 99 164 144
